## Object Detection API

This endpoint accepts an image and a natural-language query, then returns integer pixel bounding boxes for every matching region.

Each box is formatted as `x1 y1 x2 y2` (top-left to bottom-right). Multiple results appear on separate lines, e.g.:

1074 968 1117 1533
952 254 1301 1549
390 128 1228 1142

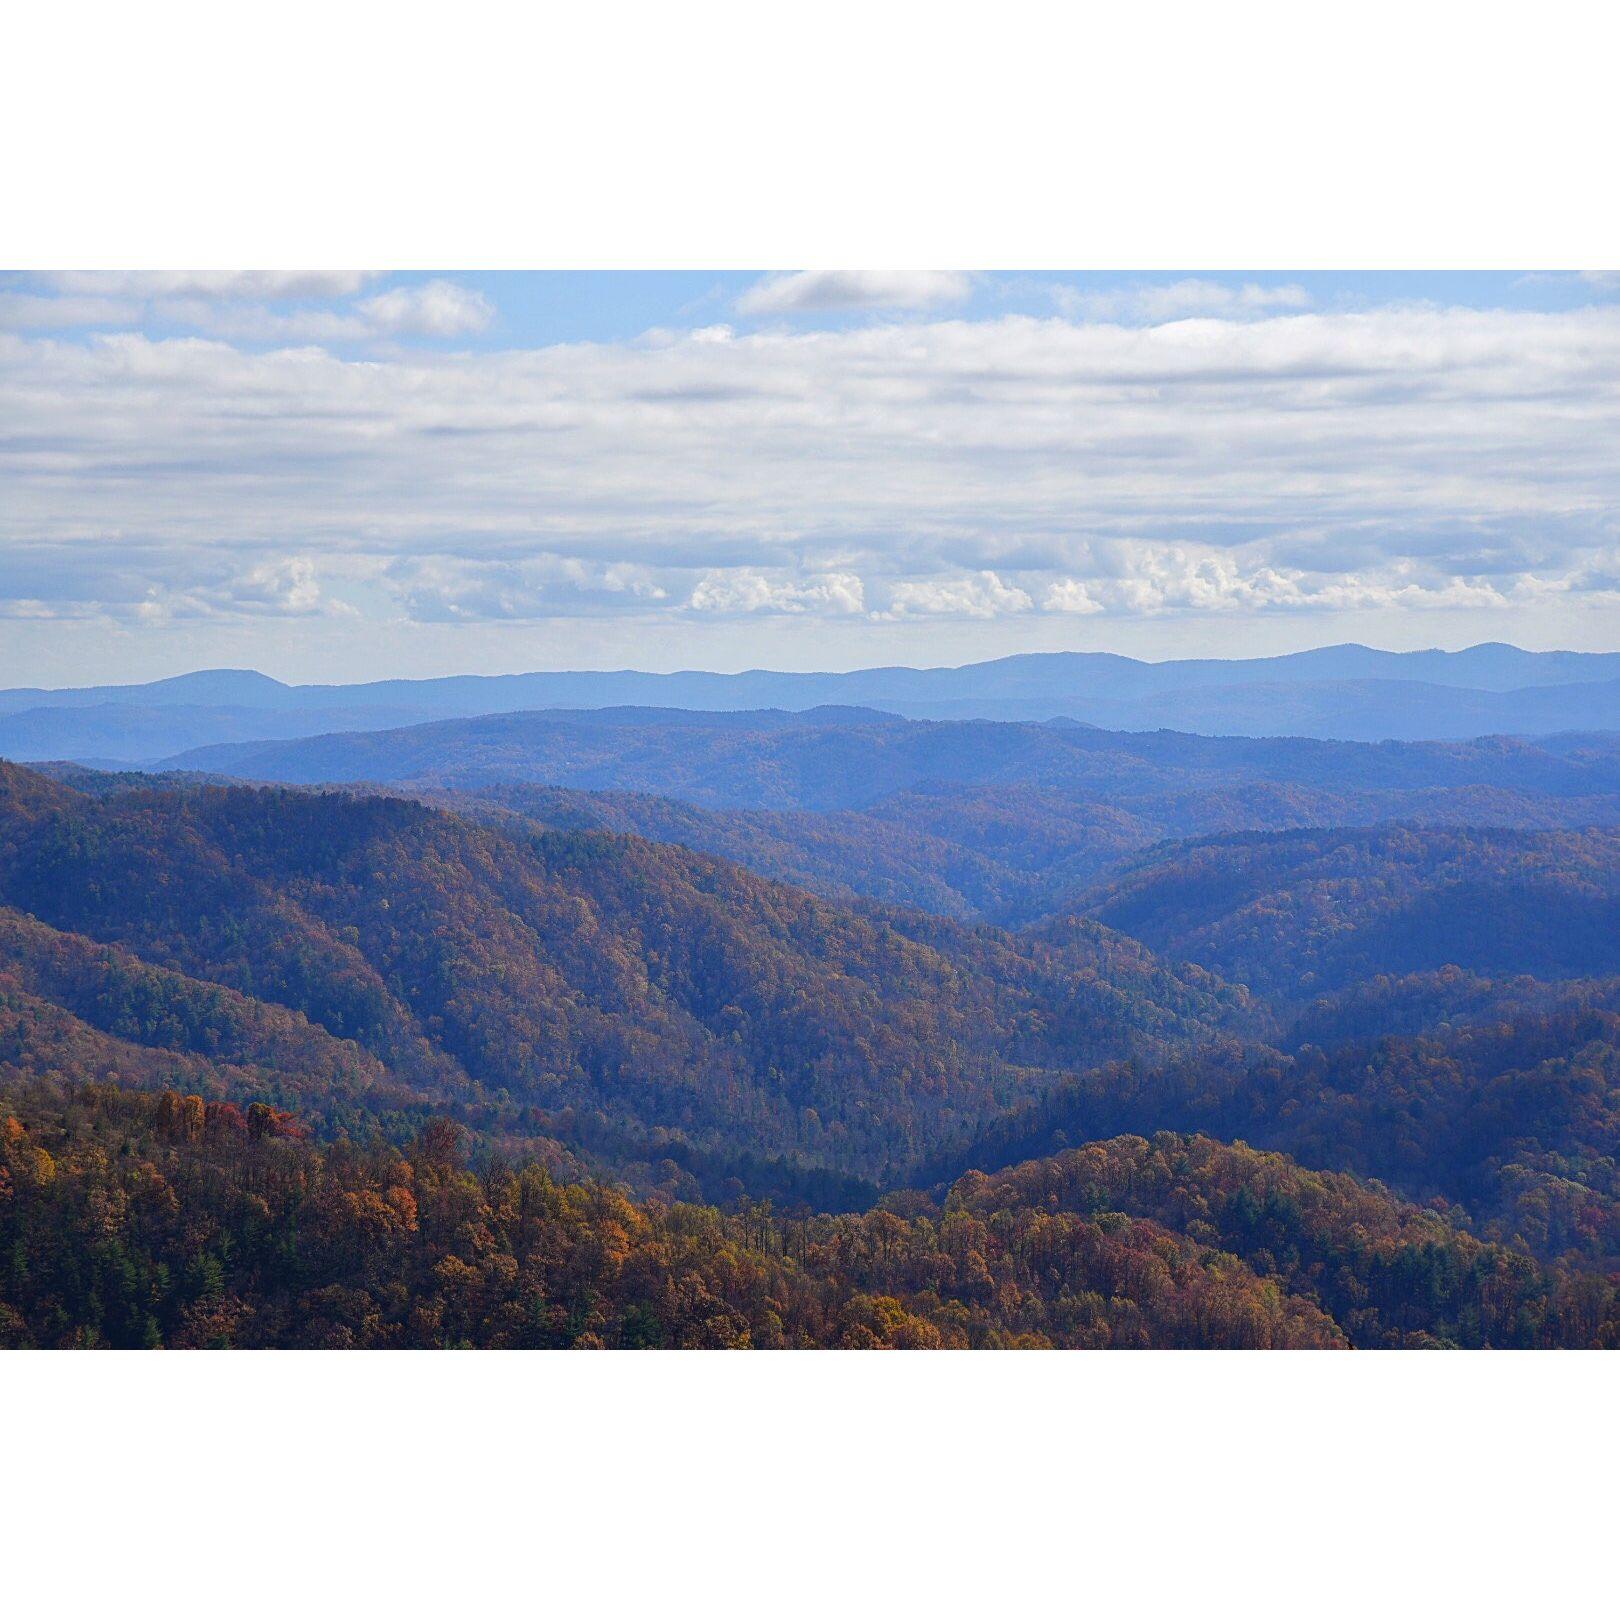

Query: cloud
141 556 349 621
135 301 378 344
688 569 865 614
384 556 667 622
44 271 375 301
0 597 83 621
356 280 495 338
737 270 971 315
1042 543 1559 618
883 572 1033 619
1043 579 1105 615
7 301 1620 644
1053 279 1311 324
0 274 490 343
222 556 324 613
0 293 142 330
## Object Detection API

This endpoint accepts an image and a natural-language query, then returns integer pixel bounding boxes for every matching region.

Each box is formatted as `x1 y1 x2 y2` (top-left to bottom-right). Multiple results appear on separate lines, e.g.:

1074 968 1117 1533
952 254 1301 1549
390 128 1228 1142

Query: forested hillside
437 774 1620 925
160 705 1620 805
929 983 1620 1271
7 711 1620 1350
1073 826 1620 997
0 905 437 1131
126 707 1620 926
0 760 1246 1193
6 1081 1611 1348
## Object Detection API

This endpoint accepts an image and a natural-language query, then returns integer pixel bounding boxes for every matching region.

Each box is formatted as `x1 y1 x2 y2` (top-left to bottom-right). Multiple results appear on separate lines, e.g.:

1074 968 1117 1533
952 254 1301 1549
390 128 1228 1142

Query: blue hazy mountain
0 702 436 761
7 643 1620 760
155 704 1620 804
0 668 300 712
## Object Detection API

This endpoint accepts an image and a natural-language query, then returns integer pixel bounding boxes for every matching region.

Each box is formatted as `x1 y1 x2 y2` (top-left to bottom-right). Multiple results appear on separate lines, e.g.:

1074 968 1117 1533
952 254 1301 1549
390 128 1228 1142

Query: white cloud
0 293 142 330
883 572 1032 619
1054 279 1311 324
1043 579 1105 614
230 556 324 613
45 270 375 300
129 556 345 623
356 280 494 338
384 555 668 622
0 598 74 621
0 274 489 343
689 569 865 614
141 300 375 344
7 301 1620 642
737 270 971 315
1044 544 1549 618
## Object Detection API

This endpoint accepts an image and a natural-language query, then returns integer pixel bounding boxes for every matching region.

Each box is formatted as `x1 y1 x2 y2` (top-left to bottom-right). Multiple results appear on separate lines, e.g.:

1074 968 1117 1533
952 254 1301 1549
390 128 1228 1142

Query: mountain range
5 746 1619 1348
10 642 1620 762
6 648 1620 1348
97 702 1620 923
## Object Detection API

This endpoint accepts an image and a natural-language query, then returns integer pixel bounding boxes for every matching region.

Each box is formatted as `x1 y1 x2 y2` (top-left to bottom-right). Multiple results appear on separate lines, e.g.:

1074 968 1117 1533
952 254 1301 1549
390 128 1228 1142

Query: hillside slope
1073 825 1620 998
436 768 1620 925
933 981 1620 1271
135 708 1620 926
158 706 1620 804
8 1081 1610 1347
0 761 1247 1187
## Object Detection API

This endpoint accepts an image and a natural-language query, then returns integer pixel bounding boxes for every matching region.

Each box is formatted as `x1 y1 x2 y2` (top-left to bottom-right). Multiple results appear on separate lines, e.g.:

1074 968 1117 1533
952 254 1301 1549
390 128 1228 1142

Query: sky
3 268 1620 686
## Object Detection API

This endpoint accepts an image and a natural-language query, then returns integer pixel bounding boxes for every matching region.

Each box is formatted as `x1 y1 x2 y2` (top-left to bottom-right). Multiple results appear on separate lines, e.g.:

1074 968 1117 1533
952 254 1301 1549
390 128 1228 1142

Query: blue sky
8 268 1618 351
3 268 1619 685
422 269 1620 345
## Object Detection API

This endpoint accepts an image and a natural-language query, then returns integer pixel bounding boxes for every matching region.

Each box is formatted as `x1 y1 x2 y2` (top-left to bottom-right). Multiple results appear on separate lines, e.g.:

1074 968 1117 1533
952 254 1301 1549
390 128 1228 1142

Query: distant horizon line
9 638 1620 696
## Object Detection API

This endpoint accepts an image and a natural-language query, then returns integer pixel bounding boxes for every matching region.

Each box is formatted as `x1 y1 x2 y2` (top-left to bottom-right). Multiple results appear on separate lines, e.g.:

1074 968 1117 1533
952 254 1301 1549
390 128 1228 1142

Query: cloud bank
4 288 1620 671
1051 278 1312 322
737 269 972 314
0 273 492 343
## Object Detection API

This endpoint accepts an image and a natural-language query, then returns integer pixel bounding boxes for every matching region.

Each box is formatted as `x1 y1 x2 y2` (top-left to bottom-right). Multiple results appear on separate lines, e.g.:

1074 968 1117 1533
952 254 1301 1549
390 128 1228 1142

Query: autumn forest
5 703 1620 1348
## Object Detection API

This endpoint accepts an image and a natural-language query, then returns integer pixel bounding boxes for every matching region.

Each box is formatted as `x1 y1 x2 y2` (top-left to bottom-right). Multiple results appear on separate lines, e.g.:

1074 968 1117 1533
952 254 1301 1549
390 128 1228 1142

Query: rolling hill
7 740 1620 1348
12 642 1620 760
124 707 1620 924
1072 825 1620 998
156 706 1620 805
7 1081 1608 1347
0 760 1249 1193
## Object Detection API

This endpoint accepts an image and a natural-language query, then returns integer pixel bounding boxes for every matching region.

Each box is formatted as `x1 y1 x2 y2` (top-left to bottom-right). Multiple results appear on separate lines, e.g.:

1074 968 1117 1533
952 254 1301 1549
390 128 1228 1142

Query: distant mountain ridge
153 705 1620 803
95 706 1620 927
8 641 1620 713
8 642 1620 759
